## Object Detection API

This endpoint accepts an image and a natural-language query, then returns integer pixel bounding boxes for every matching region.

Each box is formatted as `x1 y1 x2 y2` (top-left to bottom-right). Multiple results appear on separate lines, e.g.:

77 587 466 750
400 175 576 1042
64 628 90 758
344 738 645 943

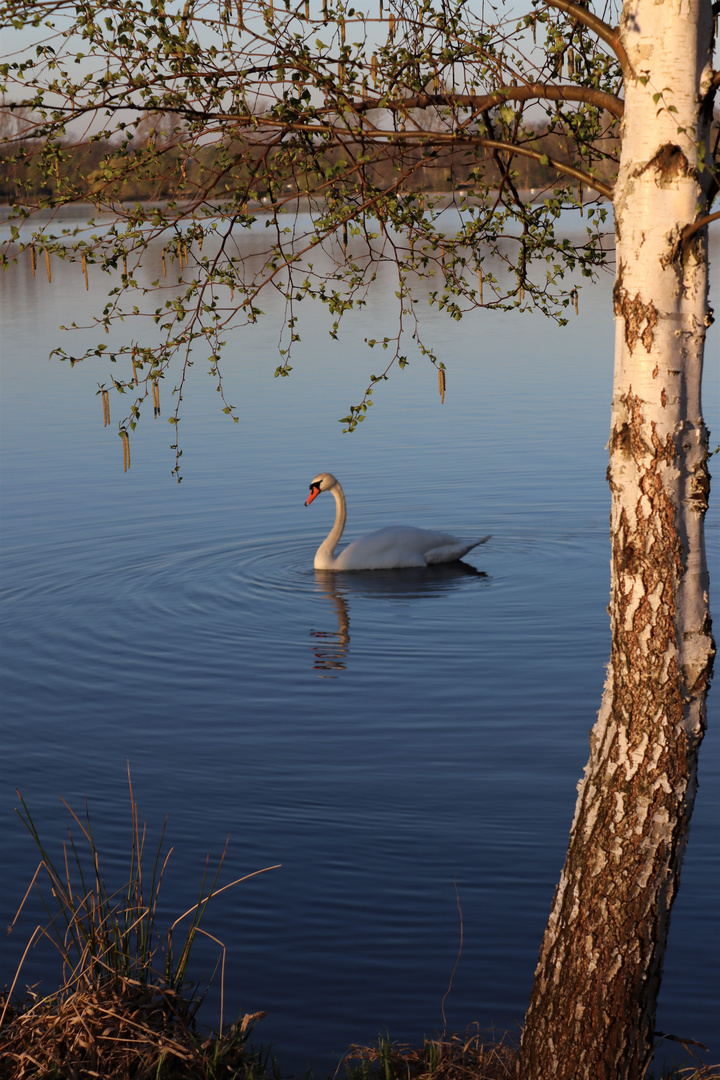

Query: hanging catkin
82 251 89 290
152 381 161 417
438 367 446 404
45 249 52 283
102 389 110 427
121 430 131 472
30 245 37 277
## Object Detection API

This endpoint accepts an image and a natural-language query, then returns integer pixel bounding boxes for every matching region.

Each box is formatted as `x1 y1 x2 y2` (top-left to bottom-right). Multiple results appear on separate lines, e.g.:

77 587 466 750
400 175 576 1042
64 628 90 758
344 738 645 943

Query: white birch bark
518 0 716 1076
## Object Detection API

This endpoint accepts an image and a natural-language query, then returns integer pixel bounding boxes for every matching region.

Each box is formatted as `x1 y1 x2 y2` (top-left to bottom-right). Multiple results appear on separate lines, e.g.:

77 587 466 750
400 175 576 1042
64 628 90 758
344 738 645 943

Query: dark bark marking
612 261 625 316
614 290 658 353
611 420 634 457
641 305 658 351
688 456 711 514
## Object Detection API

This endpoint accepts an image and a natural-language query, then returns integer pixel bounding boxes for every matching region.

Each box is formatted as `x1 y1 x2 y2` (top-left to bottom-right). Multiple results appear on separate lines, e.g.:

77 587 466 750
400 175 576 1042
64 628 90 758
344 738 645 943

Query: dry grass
1 772 278 1079
654 1066 720 1080
339 1029 518 1080
0 983 266 1079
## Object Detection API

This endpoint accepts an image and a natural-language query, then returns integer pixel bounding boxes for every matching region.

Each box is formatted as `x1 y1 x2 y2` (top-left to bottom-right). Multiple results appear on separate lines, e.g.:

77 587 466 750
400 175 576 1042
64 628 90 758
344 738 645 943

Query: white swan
305 472 490 571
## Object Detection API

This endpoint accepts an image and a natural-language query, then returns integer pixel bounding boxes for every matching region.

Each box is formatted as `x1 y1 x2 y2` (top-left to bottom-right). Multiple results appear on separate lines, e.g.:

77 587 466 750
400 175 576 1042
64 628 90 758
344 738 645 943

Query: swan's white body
305 472 490 571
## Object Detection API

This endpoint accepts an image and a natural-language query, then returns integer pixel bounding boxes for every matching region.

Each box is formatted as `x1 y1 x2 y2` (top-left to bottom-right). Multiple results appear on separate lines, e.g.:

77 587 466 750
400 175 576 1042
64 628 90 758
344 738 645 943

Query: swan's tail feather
424 535 491 565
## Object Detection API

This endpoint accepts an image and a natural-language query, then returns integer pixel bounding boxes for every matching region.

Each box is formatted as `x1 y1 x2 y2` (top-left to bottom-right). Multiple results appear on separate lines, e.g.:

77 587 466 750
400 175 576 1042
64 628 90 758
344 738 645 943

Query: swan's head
305 472 338 506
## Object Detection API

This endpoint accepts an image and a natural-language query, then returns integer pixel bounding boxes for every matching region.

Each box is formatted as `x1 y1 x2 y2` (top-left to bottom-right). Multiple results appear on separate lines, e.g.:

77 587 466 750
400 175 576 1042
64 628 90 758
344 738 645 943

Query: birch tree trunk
518 1 716 1076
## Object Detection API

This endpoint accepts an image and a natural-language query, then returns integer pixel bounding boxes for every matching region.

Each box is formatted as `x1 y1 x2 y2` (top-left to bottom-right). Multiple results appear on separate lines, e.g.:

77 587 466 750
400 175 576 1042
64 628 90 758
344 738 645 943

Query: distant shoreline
0 188 610 223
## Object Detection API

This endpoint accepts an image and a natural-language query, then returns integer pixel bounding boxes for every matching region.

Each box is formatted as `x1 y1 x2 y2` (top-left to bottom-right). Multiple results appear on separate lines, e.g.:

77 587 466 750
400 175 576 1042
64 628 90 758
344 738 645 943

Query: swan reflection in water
310 562 488 677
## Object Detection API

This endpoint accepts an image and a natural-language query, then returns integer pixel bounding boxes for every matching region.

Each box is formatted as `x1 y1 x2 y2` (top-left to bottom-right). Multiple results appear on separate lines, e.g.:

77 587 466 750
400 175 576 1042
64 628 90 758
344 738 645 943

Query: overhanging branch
351 83 624 120
542 0 630 77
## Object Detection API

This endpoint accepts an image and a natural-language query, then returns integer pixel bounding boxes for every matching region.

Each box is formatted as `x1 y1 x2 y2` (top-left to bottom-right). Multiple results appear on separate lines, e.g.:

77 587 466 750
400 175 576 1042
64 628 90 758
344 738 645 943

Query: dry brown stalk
340 1028 518 1080
0 983 264 1080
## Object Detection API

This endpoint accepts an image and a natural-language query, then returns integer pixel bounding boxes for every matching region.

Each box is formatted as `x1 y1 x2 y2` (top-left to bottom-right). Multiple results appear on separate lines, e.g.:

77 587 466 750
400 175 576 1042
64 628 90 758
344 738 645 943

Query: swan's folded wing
334 527 490 570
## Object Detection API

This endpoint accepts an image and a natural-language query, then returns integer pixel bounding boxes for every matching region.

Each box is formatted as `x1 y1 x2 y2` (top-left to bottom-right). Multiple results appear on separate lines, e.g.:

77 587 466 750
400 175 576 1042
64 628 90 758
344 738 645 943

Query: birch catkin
102 389 110 427
45 249 51 283
121 430 131 472
438 367 446 404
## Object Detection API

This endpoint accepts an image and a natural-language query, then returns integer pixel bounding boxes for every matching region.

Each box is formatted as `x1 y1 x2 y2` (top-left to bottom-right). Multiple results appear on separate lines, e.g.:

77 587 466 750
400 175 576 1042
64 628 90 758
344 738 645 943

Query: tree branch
352 82 624 120
682 208 720 246
443 136 614 198
542 0 630 77
239 114 616 198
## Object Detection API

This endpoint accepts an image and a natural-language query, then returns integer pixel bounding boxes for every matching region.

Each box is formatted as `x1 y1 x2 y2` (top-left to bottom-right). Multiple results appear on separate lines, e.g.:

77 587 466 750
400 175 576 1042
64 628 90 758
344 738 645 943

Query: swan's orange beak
305 487 320 506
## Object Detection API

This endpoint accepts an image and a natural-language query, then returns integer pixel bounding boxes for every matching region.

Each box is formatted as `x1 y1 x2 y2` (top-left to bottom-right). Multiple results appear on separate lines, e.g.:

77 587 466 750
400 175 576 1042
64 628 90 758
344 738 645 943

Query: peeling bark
518 0 716 1076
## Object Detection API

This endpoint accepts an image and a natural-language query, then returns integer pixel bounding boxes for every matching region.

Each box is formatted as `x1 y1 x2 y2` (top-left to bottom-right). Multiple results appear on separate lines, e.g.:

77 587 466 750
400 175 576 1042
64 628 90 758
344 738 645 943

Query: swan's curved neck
316 482 346 567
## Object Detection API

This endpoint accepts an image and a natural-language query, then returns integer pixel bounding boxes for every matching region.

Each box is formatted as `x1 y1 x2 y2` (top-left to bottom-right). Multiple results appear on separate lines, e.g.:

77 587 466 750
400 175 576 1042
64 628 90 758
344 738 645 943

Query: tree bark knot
613 289 658 353
643 143 694 187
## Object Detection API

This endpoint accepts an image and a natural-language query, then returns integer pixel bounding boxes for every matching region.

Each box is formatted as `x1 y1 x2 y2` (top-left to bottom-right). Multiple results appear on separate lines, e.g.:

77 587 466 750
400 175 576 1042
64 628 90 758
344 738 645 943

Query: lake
0 209 718 1074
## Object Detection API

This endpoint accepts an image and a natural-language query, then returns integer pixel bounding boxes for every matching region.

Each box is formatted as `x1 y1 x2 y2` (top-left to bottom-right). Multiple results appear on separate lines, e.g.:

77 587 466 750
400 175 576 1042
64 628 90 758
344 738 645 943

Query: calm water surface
1 214 718 1073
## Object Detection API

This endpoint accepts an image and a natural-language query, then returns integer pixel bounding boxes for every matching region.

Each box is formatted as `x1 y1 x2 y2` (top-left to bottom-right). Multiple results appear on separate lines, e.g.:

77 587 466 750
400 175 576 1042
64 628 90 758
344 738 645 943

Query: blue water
1 213 718 1073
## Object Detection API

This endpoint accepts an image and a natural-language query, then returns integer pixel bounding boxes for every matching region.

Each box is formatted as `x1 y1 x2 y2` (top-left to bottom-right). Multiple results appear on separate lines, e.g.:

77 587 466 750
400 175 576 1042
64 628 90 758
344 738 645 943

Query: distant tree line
0 112 618 204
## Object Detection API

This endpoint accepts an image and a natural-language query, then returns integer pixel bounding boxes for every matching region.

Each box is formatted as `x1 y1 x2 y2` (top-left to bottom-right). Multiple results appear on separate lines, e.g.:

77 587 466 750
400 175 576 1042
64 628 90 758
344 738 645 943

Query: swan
305 472 490 571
